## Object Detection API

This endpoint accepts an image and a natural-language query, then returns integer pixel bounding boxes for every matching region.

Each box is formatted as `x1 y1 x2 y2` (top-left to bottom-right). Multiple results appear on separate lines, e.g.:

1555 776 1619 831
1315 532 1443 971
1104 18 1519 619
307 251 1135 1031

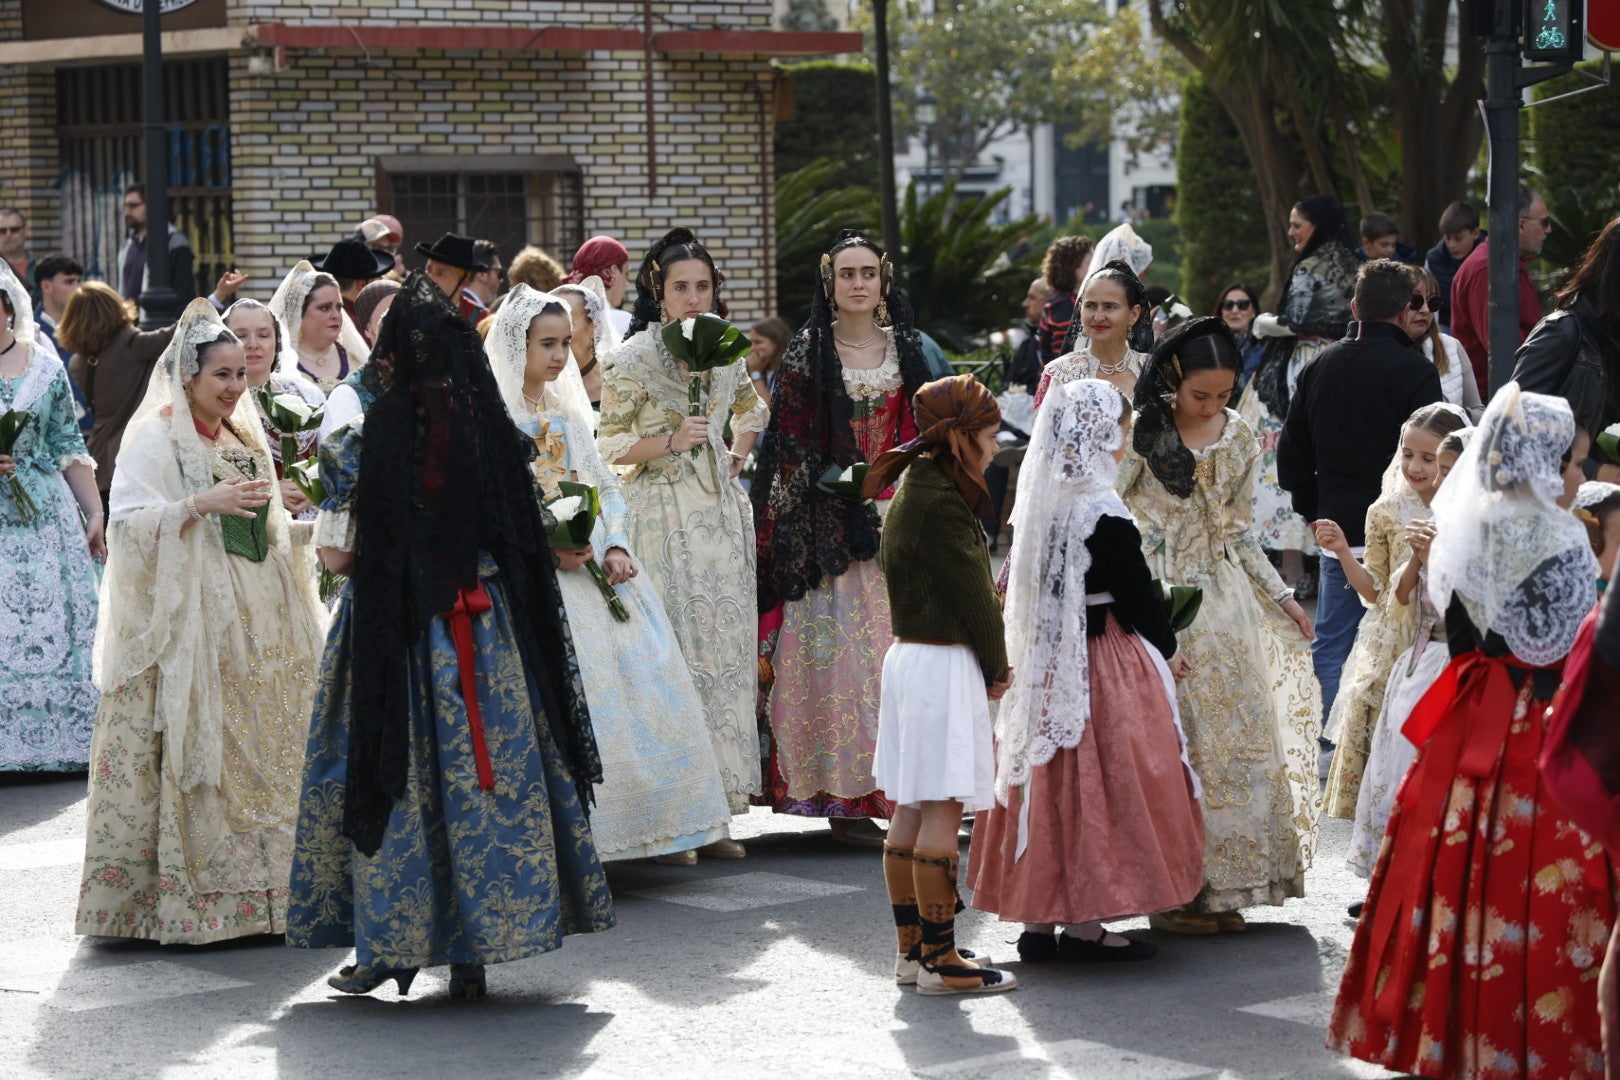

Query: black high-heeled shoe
448 963 486 1002
327 963 418 997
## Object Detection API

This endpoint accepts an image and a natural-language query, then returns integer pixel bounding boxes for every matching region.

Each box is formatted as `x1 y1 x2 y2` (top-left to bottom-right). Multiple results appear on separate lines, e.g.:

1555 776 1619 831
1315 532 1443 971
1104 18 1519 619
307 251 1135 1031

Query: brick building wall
0 0 791 322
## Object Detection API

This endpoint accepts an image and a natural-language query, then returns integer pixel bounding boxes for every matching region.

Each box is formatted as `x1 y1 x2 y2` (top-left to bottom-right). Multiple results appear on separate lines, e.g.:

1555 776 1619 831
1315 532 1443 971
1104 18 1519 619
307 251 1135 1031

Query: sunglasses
1221 298 1252 312
1520 215 1553 229
0 226 20 235
1408 294 1442 312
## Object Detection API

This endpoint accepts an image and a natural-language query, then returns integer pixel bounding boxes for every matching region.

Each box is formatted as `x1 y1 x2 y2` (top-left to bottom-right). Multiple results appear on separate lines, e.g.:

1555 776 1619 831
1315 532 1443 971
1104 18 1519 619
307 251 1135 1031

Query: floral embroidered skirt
286 567 616 969
759 559 896 819
967 615 1205 925
1327 652 1615 1078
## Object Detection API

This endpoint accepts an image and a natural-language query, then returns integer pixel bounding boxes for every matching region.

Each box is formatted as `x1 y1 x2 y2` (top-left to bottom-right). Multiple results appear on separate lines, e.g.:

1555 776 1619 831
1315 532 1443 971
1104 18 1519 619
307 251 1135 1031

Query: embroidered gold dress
597 329 770 812
1118 410 1323 913
77 429 327 943
1321 489 1425 818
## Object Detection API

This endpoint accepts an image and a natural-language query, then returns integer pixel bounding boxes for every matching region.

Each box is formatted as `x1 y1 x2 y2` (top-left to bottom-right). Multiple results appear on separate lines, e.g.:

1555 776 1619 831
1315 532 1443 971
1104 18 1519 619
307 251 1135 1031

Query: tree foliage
899 180 1041 351
775 158 879 326
1173 74 1270 312
856 0 1185 186
780 0 838 32
1530 61 1620 197
774 61 881 193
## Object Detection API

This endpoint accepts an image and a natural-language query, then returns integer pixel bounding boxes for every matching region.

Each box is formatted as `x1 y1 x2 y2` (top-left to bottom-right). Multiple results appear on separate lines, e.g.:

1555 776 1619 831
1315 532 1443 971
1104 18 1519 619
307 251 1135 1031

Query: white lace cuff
314 507 356 551
731 397 770 437
596 430 643 470
59 451 97 472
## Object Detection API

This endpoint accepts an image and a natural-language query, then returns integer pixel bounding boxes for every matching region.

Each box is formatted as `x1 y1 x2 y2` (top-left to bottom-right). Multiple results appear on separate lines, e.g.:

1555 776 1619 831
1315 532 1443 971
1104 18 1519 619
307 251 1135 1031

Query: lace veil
995 378 1132 825
553 275 623 363
488 284 598 443
1426 384 1597 665
95 297 315 790
0 261 66 410
267 260 371 377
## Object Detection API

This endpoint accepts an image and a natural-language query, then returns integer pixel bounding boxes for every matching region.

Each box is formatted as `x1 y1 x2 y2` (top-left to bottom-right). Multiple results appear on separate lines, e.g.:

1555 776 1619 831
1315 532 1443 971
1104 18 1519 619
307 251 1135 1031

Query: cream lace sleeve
728 362 770 436
1361 501 1400 603
1224 422 1289 597
597 361 651 469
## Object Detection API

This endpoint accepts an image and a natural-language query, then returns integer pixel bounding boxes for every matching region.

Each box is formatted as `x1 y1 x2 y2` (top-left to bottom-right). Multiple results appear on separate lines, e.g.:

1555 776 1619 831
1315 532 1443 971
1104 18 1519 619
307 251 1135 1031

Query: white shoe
915 963 1017 995
895 947 991 985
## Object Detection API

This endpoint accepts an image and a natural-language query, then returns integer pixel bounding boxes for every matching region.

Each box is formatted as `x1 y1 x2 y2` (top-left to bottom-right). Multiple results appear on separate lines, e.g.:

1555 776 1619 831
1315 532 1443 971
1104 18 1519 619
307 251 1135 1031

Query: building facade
0 0 857 322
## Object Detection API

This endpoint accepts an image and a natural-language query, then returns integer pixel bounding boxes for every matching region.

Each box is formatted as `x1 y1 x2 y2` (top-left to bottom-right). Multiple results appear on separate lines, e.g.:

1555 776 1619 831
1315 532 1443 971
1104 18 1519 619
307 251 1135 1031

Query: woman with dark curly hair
751 232 934 845
1036 235 1094 367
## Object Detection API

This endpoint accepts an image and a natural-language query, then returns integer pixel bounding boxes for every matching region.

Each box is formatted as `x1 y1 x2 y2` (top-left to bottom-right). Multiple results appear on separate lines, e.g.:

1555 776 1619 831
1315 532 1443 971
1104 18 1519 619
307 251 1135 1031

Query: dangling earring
659 300 670 323
876 298 889 326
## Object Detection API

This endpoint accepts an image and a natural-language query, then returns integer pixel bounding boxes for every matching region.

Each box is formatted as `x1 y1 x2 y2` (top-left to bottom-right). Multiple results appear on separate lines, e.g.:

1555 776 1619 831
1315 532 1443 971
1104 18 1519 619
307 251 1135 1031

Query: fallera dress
1118 409 1323 913
76 424 327 943
0 344 100 771
285 419 616 969
518 406 731 860
597 328 770 813
759 339 911 818
1322 487 1425 816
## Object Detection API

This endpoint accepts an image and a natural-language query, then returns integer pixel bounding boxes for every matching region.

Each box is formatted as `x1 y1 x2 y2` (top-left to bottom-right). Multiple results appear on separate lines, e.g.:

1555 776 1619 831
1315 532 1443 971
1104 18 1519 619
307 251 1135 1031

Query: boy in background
1423 201 1483 331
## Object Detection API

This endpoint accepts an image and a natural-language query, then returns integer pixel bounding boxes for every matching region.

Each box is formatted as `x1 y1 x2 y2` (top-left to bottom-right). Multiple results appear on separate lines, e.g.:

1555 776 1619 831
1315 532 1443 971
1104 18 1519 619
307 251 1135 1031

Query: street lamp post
871 0 901 258
916 91 937 202
136 0 181 330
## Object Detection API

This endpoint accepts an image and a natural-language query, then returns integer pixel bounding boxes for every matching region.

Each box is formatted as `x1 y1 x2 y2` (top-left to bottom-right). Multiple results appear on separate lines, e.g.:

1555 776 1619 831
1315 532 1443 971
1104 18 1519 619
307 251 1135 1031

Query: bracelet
1271 587 1295 606
665 433 677 456
184 495 203 522
727 451 746 463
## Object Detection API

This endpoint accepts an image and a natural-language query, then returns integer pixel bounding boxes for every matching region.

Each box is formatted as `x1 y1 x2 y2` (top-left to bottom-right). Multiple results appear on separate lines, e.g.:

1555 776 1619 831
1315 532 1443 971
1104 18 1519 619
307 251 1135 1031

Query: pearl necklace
833 324 883 350
1092 350 1134 376
522 391 546 412
297 345 336 369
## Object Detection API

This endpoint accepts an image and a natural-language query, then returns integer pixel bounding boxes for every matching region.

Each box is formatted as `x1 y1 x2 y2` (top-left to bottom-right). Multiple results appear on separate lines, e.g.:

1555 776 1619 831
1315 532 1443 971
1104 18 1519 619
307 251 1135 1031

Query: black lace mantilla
345 271 601 856
750 285 932 611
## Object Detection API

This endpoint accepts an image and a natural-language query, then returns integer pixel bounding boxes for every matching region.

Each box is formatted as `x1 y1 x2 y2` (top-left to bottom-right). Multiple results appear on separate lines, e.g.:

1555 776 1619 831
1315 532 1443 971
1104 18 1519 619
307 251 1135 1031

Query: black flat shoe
1015 931 1058 962
1347 901 1364 919
1057 932 1159 962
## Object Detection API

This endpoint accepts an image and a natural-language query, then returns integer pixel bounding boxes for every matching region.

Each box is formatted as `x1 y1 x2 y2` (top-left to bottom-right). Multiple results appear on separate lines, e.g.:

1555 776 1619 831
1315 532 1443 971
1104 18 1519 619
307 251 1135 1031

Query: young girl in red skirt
968 377 1204 961
1328 385 1613 1078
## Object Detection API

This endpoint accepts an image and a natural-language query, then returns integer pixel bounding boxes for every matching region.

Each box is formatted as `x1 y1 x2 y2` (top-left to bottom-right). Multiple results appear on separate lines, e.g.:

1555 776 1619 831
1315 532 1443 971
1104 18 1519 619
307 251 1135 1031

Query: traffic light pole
1483 37 1520 397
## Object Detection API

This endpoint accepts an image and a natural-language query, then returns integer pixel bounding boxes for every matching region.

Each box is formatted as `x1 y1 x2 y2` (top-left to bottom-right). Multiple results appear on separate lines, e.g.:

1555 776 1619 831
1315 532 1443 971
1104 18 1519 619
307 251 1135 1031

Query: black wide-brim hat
413 232 489 274
313 236 397 280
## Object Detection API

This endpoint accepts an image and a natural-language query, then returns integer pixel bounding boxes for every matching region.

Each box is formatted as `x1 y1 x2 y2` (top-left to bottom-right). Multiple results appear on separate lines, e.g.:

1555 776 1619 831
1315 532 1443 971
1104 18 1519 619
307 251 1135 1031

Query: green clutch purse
215 455 271 562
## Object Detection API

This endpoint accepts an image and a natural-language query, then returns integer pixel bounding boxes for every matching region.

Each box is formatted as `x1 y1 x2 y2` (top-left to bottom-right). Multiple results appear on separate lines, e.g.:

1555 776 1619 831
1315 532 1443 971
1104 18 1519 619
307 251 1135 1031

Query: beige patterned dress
1118 410 1323 912
77 433 326 943
598 329 770 813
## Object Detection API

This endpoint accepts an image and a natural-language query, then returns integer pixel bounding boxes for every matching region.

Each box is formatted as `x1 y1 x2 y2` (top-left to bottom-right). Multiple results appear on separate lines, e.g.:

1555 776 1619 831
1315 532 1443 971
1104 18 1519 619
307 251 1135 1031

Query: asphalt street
0 770 1402 1080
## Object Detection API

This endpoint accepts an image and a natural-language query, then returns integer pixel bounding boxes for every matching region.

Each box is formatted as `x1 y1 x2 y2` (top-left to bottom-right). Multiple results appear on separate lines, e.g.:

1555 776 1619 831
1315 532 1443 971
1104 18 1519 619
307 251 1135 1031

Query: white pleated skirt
873 642 995 811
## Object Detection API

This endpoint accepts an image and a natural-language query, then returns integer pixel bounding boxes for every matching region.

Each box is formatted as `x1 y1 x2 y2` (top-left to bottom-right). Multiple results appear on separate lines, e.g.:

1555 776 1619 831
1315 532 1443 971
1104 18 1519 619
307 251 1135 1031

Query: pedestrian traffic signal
1523 0 1585 60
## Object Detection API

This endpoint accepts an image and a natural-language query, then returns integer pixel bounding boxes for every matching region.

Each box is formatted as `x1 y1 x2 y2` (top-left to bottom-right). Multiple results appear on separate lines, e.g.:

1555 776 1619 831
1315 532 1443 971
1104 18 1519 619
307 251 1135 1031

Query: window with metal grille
379 157 584 271
55 57 232 299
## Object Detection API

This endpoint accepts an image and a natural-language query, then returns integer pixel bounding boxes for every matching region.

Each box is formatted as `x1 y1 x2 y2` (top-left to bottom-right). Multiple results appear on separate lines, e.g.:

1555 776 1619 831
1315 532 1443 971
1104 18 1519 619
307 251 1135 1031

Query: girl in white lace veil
0 259 56 365
971 377 1204 958
996 378 1133 809
95 297 315 791
554 275 623 360
267 261 371 385
488 284 599 451
1426 383 1597 665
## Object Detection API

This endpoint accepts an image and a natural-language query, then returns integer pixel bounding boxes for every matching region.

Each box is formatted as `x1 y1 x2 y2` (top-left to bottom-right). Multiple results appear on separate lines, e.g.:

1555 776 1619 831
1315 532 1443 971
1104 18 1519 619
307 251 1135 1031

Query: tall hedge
1173 74 1271 313
1530 61 1620 196
775 62 881 193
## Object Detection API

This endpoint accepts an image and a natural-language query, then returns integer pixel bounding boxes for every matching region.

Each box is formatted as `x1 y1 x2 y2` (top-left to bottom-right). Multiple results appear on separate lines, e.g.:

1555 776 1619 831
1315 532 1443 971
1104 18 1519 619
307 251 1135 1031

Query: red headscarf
568 235 630 284
862 373 1000 517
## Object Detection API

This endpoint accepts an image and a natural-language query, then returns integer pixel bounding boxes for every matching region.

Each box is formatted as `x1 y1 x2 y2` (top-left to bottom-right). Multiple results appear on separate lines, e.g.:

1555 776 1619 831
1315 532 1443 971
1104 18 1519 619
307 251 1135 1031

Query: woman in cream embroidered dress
489 285 730 862
0 263 103 772
598 229 770 826
751 235 931 836
1118 318 1321 934
1034 260 1154 406
76 298 327 944
267 261 371 396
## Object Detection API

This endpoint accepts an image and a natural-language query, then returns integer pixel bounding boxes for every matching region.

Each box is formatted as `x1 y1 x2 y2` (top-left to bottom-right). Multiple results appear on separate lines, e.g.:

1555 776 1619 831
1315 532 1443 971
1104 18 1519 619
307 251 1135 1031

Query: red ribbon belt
1371 650 1541 1023
445 582 496 791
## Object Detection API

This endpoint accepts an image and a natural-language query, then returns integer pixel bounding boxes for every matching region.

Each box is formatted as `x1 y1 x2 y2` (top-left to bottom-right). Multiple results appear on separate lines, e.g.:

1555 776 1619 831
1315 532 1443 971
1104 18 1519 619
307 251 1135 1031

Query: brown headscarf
861 373 1000 516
